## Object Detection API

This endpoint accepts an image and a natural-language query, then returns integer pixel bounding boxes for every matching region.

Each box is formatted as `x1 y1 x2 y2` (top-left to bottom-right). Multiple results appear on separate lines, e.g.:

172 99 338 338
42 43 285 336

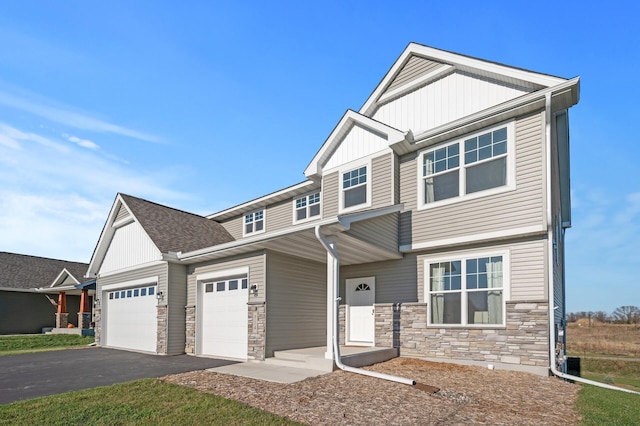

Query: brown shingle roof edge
0 252 88 290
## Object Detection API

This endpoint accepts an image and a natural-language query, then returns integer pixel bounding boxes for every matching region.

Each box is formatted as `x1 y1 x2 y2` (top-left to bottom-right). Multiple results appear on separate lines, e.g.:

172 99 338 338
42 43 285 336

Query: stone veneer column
374 303 401 348
185 305 196 355
247 301 266 360
78 312 92 329
94 308 101 344
338 305 346 346
395 301 550 370
156 305 167 355
55 312 69 328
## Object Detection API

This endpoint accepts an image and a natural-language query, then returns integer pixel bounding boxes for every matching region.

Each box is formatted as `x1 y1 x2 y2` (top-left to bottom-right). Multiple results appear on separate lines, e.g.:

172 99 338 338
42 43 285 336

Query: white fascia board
304 110 408 178
179 217 342 262
35 284 77 293
360 43 567 117
207 180 316 220
338 203 404 229
393 77 580 155
49 268 81 288
86 195 124 278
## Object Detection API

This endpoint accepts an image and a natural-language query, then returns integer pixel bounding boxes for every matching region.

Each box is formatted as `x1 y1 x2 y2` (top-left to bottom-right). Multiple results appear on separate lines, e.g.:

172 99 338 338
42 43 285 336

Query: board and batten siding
371 153 393 209
100 221 162 274
386 55 446 92
415 238 547 303
323 123 390 171
400 112 545 247
373 70 534 136
265 251 326 356
167 263 187 355
187 251 266 306
340 254 418 305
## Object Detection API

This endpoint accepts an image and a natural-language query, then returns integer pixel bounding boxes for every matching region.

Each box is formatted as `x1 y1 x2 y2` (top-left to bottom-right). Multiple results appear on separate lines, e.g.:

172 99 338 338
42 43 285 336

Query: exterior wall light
249 285 257 296
156 291 164 300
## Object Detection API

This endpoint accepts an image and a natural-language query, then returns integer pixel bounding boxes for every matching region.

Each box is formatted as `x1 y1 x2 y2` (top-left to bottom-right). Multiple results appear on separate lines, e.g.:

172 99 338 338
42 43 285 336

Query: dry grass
566 322 640 357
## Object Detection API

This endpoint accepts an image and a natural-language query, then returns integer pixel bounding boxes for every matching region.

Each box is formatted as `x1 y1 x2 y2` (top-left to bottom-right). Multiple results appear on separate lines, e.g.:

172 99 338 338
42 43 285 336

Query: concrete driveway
0 347 236 405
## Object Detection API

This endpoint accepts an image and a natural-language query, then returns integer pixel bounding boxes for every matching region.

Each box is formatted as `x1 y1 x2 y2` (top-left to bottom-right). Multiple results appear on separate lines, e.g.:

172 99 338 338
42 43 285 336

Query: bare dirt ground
163 357 580 425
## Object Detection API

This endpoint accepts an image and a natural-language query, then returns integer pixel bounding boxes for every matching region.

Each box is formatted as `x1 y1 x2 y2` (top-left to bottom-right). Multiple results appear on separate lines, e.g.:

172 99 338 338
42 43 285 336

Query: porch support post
55 291 68 328
78 289 92 329
325 242 338 360
79 289 90 313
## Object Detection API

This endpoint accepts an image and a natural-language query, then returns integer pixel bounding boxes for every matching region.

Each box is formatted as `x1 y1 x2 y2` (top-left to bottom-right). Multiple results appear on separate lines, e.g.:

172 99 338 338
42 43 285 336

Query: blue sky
0 1 637 314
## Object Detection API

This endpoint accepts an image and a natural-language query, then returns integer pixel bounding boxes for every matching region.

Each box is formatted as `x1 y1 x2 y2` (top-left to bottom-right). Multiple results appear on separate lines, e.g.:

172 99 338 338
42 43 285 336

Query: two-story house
86 43 579 376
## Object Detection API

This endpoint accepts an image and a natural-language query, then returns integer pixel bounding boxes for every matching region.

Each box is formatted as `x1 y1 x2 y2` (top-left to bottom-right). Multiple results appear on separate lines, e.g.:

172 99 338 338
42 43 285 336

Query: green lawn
0 379 299 426
0 334 94 355
577 384 640 426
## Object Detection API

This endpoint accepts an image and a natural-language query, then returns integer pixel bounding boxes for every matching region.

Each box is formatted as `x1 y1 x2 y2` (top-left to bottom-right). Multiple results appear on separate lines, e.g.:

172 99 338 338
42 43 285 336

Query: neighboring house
0 252 88 334
87 43 579 375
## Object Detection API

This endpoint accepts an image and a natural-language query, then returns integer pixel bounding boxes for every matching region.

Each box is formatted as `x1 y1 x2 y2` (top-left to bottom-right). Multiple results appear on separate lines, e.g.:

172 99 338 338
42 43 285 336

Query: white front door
346 277 375 345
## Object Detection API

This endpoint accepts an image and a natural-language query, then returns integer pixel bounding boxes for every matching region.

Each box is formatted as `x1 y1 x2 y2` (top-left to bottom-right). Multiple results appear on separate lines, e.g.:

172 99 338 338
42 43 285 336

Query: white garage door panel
105 285 157 353
201 278 248 360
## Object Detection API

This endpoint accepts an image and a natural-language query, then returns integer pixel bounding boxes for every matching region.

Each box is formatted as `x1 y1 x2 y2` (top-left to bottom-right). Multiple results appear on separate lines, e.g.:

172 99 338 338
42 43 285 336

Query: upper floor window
342 166 367 209
294 192 321 222
426 252 507 326
244 209 264 236
420 122 514 208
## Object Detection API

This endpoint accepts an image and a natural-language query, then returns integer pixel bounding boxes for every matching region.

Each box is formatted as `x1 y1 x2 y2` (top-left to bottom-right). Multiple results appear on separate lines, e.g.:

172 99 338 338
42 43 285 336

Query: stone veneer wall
185 305 196 354
374 302 549 369
94 307 101 345
248 302 266 360
156 305 167 355
338 305 346 345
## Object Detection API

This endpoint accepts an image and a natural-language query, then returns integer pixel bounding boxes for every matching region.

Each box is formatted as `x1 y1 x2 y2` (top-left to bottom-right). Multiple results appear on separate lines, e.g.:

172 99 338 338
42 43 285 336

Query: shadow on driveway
0 347 236 405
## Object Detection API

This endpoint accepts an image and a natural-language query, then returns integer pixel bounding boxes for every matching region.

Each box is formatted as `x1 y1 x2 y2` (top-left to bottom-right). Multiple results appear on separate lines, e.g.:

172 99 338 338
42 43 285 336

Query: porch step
266 347 399 373
267 349 334 372
341 347 398 368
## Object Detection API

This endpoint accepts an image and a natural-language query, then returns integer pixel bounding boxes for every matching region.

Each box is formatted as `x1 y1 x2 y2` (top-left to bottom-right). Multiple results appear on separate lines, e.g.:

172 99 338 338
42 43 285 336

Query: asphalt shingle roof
0 252 88 290
120 194 235 254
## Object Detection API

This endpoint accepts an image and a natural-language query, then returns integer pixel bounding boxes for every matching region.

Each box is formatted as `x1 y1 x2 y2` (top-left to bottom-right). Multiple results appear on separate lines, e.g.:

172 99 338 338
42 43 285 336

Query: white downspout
544 93 639 395
315 225 415 386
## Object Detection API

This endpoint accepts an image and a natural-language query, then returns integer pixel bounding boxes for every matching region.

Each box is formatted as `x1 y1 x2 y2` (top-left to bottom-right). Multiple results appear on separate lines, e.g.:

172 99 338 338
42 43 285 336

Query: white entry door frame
345 276 375 346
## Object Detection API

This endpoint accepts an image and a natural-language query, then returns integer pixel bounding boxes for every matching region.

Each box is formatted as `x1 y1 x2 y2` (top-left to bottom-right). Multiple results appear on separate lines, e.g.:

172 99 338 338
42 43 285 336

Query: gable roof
0 252 88 290
119 194 235 253
87 194 235 276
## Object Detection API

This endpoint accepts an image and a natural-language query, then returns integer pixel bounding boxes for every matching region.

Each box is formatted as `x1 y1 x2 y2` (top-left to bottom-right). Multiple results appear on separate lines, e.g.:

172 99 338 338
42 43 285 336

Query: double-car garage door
103 284 158 353
200 276 248 360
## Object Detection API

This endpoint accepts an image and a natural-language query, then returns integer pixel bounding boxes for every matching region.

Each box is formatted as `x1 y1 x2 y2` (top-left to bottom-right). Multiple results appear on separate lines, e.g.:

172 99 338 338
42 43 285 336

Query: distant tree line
567 305 640 324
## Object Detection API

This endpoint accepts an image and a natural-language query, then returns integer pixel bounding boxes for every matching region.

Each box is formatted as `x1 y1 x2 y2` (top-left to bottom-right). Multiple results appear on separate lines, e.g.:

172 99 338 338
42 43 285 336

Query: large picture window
244 209 264 236
420 122 513 207
427 253 506 326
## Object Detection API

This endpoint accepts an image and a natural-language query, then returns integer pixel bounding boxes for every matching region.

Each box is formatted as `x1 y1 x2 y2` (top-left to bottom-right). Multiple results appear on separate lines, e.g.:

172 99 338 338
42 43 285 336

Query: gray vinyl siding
167 263 187 355
399 112 546 246
386 56 446 92
415 238 547 303
371 153 393 209
264 199 292 233
187 251 266 306
347 214 398 254
97 263 168 295
265 251 326 356
340 254 418 304
219 216 243 240
550 113 565 324
322 172 339 217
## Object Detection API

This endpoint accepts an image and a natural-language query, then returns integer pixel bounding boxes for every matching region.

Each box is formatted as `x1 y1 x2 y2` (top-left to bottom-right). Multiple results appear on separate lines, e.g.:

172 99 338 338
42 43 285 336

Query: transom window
342 166 367 209
204 277 248 293
427 254 506 326
108 286 156 300
294 192 321 222
421 123 513 207
244 209 264 235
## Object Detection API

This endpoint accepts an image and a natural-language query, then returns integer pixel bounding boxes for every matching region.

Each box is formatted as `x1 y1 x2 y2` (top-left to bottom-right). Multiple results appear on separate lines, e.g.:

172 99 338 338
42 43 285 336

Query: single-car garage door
200 276 248 359
104 284 158 353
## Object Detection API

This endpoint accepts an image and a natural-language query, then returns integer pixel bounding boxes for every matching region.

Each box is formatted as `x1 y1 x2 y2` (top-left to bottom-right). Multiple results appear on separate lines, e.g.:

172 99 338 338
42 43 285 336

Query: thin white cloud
66 134 100 150
0 123 69 153
0 90 161 143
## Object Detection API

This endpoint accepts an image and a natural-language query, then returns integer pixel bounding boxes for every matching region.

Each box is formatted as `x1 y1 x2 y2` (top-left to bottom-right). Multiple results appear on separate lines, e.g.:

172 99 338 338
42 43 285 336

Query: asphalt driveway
0 347 236 404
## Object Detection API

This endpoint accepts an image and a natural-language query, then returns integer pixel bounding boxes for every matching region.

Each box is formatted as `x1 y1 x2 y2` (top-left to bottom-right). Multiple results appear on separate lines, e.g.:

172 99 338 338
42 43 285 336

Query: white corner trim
400 225 545 252
378 64 454 104
197 267 249 282
101 276 159 291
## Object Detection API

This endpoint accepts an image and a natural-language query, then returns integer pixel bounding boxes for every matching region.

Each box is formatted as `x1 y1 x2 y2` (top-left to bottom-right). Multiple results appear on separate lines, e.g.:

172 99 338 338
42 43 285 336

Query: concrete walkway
208 362 328 383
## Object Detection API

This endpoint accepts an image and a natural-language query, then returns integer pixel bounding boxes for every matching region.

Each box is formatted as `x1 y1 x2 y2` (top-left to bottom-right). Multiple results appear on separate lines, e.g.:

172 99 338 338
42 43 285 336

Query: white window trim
423 249 510 328
417 120 516 210
243 208 265 237
339 160 372 214
292 191 322 224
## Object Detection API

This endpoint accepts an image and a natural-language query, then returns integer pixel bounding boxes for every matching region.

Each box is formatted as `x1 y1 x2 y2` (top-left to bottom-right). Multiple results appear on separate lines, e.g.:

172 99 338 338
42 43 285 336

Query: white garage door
104 285 158 352
200 277 248 359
